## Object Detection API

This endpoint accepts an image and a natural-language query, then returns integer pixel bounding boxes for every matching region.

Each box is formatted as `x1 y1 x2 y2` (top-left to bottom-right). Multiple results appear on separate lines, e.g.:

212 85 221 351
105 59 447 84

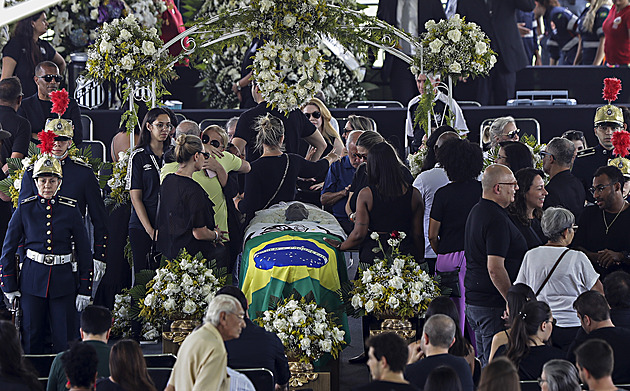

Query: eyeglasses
37 74 63 83
199 151 210 159
537 377 548 386
353 152 368 160
504 129 520 139
562 130 584 139
497 182 518 188
230 312 245 320
546 318 557 326
539 151 553 158
202 134 222 148
151 122 173 130
589 183 616 195
304 111 321 119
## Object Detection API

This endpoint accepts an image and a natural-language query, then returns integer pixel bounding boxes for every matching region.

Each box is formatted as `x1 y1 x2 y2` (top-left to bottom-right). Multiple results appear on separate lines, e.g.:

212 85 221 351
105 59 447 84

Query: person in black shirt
157 134 228 267
494 300 565 380
429 138 483 339
238 113 337 221
406 314 474 391
574 339 622 391
17 61 82 146
232 82 326 163
568 291 630 384
572 166 630 277
0 77 30 163
353 332 419 391
542 137 585 220
464 164 528 366
507 168 547 249
603 271 630 330
1 11 66 98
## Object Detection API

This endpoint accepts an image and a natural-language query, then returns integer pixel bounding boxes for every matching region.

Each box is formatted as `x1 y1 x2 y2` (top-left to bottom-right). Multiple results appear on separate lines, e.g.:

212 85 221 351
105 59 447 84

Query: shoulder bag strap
535 248 571 297
263 154 290 210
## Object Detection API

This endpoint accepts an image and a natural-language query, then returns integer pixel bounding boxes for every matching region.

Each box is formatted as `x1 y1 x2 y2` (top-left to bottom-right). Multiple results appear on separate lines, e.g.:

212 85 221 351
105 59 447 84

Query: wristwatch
234 82 242 91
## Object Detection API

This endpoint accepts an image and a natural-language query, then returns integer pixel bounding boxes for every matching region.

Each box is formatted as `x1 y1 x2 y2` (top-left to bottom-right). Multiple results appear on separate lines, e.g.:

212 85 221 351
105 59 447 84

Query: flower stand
162 319 200 355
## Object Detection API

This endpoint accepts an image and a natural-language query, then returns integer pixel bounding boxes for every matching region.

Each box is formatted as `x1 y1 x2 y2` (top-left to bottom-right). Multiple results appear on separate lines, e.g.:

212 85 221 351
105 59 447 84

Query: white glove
76 294 91 312
93 260 106 282
4 291 21 305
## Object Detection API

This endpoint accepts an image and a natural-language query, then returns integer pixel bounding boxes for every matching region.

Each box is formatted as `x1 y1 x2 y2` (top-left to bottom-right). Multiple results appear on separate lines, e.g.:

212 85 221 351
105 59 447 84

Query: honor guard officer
18 90 108 284
573 78 629 201
0 151 93 353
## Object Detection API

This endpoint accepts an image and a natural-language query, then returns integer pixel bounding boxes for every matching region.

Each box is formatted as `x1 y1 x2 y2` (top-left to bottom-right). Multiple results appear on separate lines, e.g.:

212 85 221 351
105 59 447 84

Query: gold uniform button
47 247 52 251
46 206 51 210
46 214 51 218
47 239 51 243
47 231 51 235
46 222 51 226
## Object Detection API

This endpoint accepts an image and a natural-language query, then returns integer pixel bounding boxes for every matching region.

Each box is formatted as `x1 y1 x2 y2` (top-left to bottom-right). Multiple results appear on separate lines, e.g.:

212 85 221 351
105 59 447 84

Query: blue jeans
465 304 506 366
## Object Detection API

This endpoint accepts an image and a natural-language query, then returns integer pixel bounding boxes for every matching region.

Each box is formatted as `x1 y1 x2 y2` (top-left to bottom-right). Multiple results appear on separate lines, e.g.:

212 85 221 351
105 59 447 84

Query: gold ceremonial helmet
609 157 630 178
33 154 63 179
45 118 73 139
594 104 624 126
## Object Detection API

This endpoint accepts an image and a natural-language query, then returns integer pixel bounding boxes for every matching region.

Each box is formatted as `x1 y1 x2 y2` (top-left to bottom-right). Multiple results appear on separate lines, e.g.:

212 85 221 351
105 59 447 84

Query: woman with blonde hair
239 113 338 220
303 97 344 157
575 0 612 65
157 134 228 267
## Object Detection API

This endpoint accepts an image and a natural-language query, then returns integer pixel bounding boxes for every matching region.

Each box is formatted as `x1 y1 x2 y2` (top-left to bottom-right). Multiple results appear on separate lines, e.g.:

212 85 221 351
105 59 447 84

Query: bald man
463 164 528 365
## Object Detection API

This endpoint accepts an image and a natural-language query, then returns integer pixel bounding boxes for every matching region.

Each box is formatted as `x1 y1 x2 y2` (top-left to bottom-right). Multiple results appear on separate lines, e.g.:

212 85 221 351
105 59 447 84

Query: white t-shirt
413 166 449 258
515 246 599 327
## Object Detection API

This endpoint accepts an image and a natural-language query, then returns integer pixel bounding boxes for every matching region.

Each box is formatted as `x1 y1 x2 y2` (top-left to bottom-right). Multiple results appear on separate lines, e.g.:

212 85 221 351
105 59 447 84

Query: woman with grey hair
539 359 581 391
482 116 519 149
515 207 603 351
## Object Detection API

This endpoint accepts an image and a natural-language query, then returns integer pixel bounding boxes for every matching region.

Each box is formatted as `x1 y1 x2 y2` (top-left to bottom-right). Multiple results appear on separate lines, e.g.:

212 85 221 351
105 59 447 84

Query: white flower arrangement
350 231 440 319
139 250 226 324
416 14 496 79
111 289 160 340
257 296 346 363
87 14 172 84
252 41 325 113
105 148 131 209
408 144 428 178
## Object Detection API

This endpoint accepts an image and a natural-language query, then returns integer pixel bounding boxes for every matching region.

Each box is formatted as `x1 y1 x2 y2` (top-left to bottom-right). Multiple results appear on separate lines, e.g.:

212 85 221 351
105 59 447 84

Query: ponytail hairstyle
583 0 612 33
254 113 284 152
174 134 203 163
505 300 552 367
506 283 536 327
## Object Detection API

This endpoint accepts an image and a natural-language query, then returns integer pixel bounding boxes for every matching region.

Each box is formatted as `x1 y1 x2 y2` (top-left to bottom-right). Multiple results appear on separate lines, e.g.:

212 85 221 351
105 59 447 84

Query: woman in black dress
328 141 423 264
157 134 228 267
1 11 66 97
508 168 548 249
239 113 338 221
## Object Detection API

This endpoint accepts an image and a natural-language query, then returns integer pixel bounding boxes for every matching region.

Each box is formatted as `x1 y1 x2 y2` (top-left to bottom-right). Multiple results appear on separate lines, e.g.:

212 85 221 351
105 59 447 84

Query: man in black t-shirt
573 166 630 277
568 291 630 384
232 82 326 163
464 164 528 366
17 61 82 146
575 340 625 391
353 332 419 391
542 137 585 220
406 315 473 391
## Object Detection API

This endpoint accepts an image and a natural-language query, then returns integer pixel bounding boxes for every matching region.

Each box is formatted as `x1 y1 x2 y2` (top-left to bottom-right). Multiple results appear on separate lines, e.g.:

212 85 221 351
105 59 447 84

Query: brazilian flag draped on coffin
240 230 350 346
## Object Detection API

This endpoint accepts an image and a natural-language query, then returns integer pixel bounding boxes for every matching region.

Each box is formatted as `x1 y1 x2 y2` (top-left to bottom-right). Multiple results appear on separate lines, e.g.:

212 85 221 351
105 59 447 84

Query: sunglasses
353 152 368 160
38 74 63 83
202 134 221 148
505 129 520 139
305 111 321 119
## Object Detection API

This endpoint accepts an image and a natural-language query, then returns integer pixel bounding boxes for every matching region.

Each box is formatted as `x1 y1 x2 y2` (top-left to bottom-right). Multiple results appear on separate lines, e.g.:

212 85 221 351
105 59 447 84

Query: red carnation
391 230 400 239
37 129 56 154
603 78 622 103
612 130 630 157
50 89 69 117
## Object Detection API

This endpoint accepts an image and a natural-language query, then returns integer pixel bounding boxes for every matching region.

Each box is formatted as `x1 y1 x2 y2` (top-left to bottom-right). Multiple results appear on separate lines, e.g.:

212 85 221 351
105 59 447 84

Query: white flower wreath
252 41 325 113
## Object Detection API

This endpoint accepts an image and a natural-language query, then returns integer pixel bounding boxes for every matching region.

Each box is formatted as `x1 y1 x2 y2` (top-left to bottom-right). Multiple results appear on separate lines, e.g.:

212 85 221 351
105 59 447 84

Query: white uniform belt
26 249 72 265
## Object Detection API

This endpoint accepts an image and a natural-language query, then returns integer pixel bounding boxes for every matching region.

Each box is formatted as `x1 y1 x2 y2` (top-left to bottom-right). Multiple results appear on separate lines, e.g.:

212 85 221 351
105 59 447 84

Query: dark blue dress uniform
577 5 611 64
18 156 108 262
0 194 93 353
546 6 579 64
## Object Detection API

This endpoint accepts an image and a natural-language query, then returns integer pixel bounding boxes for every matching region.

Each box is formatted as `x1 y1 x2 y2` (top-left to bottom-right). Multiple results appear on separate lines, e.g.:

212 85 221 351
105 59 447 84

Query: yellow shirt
161 153 242 240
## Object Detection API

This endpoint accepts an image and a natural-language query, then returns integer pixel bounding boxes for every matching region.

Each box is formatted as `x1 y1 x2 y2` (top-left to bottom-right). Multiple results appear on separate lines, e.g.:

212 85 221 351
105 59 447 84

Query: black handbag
437 267 461 298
